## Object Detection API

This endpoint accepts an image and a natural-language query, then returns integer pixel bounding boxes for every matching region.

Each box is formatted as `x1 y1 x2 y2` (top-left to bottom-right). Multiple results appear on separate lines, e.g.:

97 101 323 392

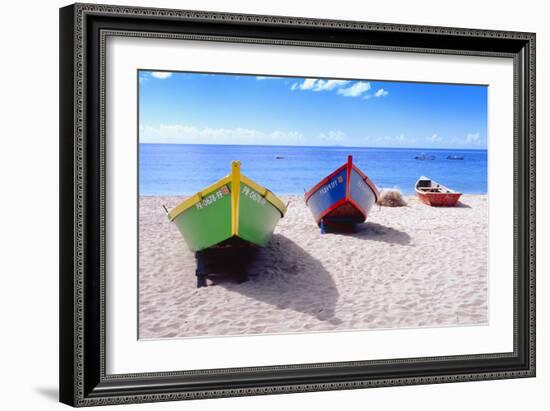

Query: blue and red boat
304 155 379 231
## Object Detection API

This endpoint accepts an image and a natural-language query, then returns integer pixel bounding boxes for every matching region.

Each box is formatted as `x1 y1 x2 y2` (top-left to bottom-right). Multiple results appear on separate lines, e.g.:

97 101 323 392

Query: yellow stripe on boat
167 175 232 221
240 175 287 216
231 161 241 236
167 162 287 223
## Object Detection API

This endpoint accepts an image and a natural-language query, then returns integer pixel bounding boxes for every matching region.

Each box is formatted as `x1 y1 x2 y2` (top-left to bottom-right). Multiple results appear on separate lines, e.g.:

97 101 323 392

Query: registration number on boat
195 187 229 210
242 186 267 206
355 179 371 194
319 179 339 195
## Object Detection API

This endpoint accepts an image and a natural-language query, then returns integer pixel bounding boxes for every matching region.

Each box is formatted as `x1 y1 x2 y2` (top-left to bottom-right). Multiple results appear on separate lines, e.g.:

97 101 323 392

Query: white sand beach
139 195 488 339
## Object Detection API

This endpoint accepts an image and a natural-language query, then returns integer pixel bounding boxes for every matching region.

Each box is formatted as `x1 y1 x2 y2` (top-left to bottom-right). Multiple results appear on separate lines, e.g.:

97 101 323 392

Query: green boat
167 161 287 252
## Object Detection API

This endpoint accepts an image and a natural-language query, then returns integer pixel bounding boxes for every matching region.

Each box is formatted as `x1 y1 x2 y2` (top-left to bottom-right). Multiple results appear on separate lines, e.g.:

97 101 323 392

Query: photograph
57 2 536 406
138 71 489 339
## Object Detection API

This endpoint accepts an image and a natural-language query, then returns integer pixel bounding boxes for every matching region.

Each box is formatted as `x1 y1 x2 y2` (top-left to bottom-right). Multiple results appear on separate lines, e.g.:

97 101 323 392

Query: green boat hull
238 182 282 247
169 163 286 252
172 184 233 252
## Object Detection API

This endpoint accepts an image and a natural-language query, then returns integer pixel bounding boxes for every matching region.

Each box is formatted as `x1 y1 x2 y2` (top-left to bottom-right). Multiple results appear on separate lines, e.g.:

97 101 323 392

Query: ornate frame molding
60 3 535 407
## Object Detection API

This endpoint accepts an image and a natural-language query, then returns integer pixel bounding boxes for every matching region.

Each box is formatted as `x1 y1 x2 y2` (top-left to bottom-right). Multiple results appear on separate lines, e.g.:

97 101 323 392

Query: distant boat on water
275 155 285 159
447 155 464 160
304 155 379 231
414 153 436 160
415 176 462 207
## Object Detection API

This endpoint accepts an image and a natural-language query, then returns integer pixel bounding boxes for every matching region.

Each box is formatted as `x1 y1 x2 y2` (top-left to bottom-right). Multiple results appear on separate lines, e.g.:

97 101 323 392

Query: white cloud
269 130 304 142
318 130 346 144
363 88 389 100
428 133 442 143
299 78 318 90
337 81 371 97
374 134 413 145
291 79 381 100
465 132 481 145
141 124 355 146
389 134 405 142
150 72 172 79
312 79 350 91
140 123 305 145
292 78 351 93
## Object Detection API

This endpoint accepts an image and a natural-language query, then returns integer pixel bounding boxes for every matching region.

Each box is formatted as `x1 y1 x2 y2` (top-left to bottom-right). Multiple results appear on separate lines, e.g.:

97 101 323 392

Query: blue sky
139 70 487 149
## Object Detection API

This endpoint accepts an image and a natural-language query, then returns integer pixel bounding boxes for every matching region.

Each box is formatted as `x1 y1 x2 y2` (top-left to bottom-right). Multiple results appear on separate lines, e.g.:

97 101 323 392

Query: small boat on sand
415 176 462 207
304 155 379 230
167 161 287 252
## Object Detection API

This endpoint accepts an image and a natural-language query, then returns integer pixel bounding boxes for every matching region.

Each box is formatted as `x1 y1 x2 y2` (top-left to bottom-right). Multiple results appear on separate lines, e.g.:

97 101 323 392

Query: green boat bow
167 161 287 252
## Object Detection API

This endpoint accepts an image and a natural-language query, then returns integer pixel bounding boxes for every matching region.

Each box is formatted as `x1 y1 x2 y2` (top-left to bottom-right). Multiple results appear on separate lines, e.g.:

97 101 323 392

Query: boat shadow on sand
327 222 412 246
418 201 471 209
454 201 471 208
205 234 342 325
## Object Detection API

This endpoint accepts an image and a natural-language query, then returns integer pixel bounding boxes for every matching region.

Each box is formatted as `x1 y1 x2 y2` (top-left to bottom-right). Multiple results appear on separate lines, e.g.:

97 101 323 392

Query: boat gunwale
304 159 379 204
351 164 380 202
167 174 232 221
168 169 287 222
304 163 348 203
240 174 287 217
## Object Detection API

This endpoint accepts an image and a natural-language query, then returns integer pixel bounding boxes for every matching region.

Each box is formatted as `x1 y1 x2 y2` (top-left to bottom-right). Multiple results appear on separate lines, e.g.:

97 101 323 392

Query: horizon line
138 142 488 151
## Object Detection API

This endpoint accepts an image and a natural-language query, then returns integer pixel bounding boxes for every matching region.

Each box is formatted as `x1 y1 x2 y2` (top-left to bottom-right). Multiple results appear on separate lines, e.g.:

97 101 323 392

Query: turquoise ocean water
139 144 487 196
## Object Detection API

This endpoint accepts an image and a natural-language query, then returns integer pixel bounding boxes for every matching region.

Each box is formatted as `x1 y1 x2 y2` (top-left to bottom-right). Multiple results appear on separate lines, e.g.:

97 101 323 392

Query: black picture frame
59 3 536 407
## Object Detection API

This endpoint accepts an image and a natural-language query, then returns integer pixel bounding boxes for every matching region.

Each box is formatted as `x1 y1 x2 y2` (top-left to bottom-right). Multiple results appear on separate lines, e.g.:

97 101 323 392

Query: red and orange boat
304 155 379 231
415 176 462 207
